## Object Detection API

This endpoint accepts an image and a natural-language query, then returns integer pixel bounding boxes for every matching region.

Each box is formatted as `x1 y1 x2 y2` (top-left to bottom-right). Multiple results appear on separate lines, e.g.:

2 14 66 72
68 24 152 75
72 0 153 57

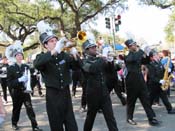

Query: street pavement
1 87 175 131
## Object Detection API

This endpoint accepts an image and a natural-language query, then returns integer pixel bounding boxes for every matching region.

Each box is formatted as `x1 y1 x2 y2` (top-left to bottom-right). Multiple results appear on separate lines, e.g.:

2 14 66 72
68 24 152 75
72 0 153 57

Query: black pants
81 79 87 109
84 93 118 131
106 78 126 105
72 70 82 96
126 72 156 120
31 76 42 96
11 89 38 128
0 78 8 101
149 85 172 111
46 86 78 131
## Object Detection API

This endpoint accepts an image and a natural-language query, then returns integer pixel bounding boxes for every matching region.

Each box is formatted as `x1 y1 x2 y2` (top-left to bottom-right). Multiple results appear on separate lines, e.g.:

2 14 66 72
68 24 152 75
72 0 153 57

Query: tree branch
81 1 113 23
6 11 36 20
23 42 40 51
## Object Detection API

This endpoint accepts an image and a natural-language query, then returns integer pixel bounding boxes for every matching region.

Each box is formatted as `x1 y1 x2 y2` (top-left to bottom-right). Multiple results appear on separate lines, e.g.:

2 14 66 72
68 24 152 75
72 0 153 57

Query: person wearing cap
102 46 126 106
7 50 42 131
160 50 174 97
81 40 119 131
33 32 79 131
147 50 175 114
124 39 160 126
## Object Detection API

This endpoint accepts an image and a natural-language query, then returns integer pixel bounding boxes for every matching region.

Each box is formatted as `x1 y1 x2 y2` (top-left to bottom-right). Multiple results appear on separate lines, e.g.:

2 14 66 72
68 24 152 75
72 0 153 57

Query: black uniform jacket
124 49 150 89
105 61 121 81
147 60 164 87
125 49 149 73
7 63 29 91
33 51 80 89
82 55 110 96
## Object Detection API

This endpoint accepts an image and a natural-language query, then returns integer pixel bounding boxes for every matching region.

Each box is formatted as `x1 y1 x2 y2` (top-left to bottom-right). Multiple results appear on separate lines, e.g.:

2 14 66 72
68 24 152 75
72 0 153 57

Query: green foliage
165 9 175 43
0 0 125 52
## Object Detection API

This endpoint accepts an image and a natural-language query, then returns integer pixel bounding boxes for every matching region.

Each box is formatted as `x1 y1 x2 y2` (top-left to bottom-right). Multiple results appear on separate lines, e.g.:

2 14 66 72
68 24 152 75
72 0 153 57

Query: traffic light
115 15 121 31
105 17 111 29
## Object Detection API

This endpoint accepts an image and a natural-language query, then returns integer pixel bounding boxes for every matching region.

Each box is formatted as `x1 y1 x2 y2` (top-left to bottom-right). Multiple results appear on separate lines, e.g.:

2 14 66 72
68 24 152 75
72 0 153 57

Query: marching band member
102 46 126 105
81 39 118 131
30 66 44 97
124 39 160 126
0 56 9 103
6 42 42 131
80 52 88 112
147 50 175 114
161 50 174 97
72 52 83 97
34 21 79 131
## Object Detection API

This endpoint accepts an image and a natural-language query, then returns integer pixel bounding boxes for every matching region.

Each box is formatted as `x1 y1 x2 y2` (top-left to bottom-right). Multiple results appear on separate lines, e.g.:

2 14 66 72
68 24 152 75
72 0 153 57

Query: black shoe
98 109 102 113
127 119 137 125
33 127 43 131
12 125 19 130
121 99 126 106
148 118 160 126
39 94 44 97
168 109 175 114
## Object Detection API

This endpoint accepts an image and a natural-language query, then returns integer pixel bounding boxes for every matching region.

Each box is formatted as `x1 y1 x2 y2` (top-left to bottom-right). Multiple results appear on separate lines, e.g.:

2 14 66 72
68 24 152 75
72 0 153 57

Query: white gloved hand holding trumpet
54 37 68 54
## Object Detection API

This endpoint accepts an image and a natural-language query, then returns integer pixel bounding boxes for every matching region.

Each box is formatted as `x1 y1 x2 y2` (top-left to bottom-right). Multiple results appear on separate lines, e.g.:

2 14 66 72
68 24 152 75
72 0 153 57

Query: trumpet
61 31 88 51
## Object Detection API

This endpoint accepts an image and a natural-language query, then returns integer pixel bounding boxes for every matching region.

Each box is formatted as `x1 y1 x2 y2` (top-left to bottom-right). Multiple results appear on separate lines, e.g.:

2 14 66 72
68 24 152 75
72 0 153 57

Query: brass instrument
168 73 175 87
62 31 87 51
77 31 87 44
161 57 171 91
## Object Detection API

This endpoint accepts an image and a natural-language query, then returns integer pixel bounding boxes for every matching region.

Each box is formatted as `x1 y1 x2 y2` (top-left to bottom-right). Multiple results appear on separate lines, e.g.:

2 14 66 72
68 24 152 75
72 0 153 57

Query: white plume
36 20 53 34
5 40 23 63
102 46 113 57
86 31 96 45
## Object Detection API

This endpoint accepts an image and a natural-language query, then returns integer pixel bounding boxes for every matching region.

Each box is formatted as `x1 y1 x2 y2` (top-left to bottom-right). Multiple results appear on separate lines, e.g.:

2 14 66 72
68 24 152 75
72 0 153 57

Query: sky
96 0 171 46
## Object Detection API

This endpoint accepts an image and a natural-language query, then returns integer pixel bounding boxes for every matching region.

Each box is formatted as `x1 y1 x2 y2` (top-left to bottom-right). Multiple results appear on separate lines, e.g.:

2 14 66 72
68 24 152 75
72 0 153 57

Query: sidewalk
1 87 175 131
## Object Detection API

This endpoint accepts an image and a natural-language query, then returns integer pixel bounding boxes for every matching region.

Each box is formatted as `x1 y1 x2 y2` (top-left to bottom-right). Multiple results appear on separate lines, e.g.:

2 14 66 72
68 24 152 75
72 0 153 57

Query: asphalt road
1 87 175 131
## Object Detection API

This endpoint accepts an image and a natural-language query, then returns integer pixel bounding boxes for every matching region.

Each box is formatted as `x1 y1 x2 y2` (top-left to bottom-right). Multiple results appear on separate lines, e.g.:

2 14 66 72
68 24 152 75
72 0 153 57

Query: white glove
107 56 113 62
143 46 151 56
54 37 68 54
58 37 68 44
65 41 72 47
117 74 122 81
70 47 78 59
168 68 171 73
18 75 28 83
159 79 165 85
1 67 7 72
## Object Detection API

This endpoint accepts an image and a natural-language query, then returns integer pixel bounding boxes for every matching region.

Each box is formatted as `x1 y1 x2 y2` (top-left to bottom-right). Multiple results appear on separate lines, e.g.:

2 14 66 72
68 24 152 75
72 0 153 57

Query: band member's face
129 44 137 51
15 53 24 63
2 58 8 64
45 37 58 51
87 46 97 56
153 54 160 61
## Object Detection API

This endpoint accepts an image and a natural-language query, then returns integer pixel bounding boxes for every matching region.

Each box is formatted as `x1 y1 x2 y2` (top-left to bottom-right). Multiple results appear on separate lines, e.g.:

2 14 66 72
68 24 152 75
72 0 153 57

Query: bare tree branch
23 42 40 51
0 43 11 47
